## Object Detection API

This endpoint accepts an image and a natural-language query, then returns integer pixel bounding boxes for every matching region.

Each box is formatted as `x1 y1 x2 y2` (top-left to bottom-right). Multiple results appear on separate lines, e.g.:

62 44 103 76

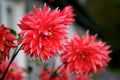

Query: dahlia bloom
0 25 16 64
0 59 25 80
61 31 112 75
40 66 69 80
18 4 75 61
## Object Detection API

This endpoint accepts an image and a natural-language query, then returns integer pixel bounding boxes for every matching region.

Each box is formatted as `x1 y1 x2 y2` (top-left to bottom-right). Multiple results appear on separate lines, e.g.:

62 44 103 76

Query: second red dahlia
61 31 112 75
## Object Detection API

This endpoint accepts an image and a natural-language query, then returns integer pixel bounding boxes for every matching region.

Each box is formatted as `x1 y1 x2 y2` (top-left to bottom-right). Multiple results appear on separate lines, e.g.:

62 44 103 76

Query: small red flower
40 66 69 80
61 31 112 75
0 25 16 64
18 4 75 61
0 59 25 80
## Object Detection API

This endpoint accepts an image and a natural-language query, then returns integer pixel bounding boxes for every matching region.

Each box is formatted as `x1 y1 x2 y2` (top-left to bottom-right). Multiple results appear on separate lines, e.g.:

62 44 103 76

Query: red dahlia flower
18 4 75 61
61 31 112 75
0 59 25 80
0 25 16 64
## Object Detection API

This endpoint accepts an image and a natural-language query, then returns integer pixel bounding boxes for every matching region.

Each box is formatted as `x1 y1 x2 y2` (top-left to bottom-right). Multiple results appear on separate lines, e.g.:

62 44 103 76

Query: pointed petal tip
44 3 47 6
33 4 36 9
86 30 89 33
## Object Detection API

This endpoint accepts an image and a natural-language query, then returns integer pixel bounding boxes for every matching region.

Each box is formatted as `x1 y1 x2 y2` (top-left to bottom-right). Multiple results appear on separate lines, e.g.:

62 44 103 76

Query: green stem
50 63 64 80
0 44 23 80
55 63 64 72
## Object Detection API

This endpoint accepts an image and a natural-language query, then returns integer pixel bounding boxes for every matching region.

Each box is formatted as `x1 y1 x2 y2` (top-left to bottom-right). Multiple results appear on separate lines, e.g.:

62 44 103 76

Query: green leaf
10 29 16 36
35 58 41 65
27 65 33 73
17 35 23 40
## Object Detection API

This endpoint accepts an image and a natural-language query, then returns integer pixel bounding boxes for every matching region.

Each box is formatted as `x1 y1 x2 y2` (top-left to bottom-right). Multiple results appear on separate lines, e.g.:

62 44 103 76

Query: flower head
0 59 25 80
61 31 112 75
0 25 16 64
18 4 75 61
